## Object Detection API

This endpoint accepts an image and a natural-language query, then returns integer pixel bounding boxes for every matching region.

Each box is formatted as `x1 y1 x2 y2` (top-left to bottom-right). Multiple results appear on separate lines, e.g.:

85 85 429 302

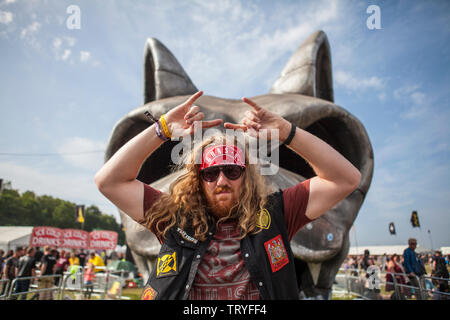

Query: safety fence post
0 279 10 300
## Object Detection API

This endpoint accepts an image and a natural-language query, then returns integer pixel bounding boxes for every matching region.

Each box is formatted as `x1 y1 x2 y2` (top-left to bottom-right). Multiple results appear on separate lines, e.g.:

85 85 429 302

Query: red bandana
200 144 245 170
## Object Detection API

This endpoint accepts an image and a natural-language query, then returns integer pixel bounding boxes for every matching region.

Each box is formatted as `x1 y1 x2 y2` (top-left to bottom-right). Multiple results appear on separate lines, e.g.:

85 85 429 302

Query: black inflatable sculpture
104 30 374 299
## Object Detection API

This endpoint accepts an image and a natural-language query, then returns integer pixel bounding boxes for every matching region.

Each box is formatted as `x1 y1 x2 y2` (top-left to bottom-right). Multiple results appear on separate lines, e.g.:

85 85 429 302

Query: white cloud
393 84 429 119
80 50 90 62
20 21 40 38
0 10 13 24
52 37 62 49
57 137 105 172
61 49 71 61
335 70 385 91
393 84 420 100
19 21 41 49
171 0 346 96
52 36 76 62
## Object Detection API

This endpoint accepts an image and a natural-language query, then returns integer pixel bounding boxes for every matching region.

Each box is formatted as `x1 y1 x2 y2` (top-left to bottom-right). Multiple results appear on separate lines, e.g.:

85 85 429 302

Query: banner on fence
88 230 118 250
30 226 62 247
29 227 117 250
62 229 90 249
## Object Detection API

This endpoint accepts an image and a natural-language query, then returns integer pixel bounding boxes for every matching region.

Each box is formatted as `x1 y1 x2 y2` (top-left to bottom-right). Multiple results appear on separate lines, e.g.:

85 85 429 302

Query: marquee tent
0 226 34 251
348 245 432 256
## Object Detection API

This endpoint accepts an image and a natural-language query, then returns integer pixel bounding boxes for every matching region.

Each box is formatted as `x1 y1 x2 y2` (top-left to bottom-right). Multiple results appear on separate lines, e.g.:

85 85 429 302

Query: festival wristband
160 114 172 139
155 121 169 141
144 111 169 142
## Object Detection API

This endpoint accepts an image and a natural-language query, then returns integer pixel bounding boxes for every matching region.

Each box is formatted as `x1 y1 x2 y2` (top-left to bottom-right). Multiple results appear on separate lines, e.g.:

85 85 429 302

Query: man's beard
205 185 239 219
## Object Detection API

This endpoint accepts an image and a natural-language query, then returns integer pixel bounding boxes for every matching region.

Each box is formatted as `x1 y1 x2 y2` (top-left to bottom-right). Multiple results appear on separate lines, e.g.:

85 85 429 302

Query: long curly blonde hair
142 133 275 241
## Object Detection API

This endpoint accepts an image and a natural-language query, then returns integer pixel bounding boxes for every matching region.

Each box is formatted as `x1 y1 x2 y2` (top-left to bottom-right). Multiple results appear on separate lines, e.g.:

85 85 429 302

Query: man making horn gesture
95 91 360 300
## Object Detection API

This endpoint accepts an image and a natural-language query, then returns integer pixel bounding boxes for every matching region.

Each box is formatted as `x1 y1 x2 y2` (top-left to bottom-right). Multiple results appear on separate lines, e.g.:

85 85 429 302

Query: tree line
0 183 125 245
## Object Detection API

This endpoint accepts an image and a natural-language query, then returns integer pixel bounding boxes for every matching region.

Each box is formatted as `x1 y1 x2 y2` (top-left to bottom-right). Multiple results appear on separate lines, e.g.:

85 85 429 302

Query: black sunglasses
200 165 245 182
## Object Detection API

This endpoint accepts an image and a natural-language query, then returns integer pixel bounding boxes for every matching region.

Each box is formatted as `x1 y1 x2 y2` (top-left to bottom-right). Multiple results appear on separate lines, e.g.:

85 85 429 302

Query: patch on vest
264 234 289 272
156 251 178 278
176 227 198 244
141 285 158 300
256 209 271 229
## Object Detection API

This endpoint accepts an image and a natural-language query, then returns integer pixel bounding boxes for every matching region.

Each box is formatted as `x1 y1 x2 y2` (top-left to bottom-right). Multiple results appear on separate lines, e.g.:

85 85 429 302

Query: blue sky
0 0 449 249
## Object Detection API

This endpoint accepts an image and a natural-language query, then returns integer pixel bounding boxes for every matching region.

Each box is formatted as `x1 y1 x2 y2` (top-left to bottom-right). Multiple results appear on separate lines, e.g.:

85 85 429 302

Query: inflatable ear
143 38 198 104
270 30 334 103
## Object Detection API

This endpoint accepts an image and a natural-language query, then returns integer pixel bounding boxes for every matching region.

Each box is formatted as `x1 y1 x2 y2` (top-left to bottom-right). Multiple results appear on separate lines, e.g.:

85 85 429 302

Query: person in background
38 246 57 300
431 250 449 300
403 238 426 299
101 250 109 265
88 252 105 273
381 253 388 272
15 247 36 300
361 250 371 271
77 249 87 267
54 251 70 286
0 249 5 279
83 262 95 300
5 249 13 259
1 246 23 298
69 251 80 266
2 247 23 295
33 247 43 267
385 254 408 300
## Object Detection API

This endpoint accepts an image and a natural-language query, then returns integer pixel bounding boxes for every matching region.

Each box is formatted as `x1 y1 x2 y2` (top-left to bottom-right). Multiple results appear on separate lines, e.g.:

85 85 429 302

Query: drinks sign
88 230 118 250
30 227 117 250
30 226 62 247
62 229 89 249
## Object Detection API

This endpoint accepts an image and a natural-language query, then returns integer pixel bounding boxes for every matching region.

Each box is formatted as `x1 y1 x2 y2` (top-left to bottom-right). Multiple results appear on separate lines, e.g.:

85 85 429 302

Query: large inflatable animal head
104 30 373 299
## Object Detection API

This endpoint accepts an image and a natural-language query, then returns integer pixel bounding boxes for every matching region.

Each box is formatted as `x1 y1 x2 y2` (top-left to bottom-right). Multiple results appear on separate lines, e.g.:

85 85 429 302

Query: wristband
160 114 172 139
282 122 296 146
144 111 169 142
143 111 158 123
155 120 169 141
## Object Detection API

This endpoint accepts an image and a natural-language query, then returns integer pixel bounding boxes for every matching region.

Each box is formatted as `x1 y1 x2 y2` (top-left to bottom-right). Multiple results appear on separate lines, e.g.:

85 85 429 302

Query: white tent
440 247 450 255
348 245 432 256
0 226 34 252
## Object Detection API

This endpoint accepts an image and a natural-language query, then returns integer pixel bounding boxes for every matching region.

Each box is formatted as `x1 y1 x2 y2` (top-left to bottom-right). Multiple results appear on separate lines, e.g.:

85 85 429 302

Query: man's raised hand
224 97 291 141
165 91 223 138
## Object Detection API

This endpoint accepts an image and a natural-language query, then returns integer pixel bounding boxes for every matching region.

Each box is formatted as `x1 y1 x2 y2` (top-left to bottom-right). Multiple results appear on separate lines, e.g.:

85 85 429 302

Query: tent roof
349 245 432 256
0 226 34 245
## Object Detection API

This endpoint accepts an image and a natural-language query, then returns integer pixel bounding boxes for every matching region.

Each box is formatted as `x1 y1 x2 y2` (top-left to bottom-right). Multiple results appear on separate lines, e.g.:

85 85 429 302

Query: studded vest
140 190 299 300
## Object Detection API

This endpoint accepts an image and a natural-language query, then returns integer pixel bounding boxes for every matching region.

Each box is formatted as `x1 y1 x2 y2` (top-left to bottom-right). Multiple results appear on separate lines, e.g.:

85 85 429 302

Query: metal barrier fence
333 267 450 300
0 279 11 300
1 266 128 300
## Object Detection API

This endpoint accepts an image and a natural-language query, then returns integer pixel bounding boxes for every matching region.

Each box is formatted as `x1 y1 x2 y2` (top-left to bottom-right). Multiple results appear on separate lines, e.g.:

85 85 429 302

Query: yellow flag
76 205 85 223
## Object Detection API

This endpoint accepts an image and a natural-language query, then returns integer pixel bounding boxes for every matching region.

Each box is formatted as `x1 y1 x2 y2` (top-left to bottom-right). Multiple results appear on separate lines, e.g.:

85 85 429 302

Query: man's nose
216 171 230 186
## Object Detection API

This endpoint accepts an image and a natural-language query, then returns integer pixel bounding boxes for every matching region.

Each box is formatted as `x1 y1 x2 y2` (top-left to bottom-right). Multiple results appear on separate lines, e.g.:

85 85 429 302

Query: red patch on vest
141 285 158 300
264 234 289 273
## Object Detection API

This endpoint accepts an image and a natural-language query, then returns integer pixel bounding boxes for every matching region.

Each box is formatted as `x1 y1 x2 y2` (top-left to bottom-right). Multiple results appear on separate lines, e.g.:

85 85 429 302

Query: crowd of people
0 245 130 300
341 238 450 300
1 238 449 300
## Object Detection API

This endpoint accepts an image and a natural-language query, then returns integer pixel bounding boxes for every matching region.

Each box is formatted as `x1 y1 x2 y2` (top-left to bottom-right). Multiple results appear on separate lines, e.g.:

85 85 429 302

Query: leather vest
141 190 299 300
